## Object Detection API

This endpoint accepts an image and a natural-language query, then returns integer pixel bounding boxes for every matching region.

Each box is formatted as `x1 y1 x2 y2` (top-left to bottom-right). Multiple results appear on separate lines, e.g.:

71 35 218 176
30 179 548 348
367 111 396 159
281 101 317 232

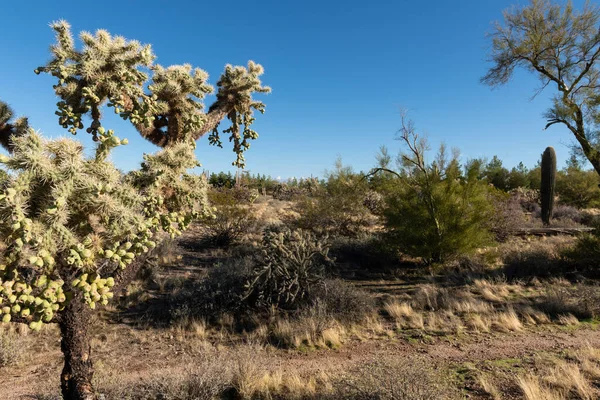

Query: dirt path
2 323 599 399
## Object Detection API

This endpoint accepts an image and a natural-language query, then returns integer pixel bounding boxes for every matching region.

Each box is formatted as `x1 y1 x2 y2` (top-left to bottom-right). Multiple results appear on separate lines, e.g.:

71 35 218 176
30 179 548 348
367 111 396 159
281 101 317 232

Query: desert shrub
533 204 584 227
576 285 600 318
329 358 456 400
383 162 494 264
272 182 309 201
564 233 600 277
552 205 584 223
510 187 540 212
201 189 257 246
226 185 260 204
244 228 334 310
308 279 376 325
168 229 336 324
381 116 495 263
502 239 573 280
489 191 526 241
290 159 376 237
535 287 593 320
136 238 178 285
330 234 400 274
0 330 20 367
167 256 255 323
95 352 232 400
363 190 385 214
556 168 600 209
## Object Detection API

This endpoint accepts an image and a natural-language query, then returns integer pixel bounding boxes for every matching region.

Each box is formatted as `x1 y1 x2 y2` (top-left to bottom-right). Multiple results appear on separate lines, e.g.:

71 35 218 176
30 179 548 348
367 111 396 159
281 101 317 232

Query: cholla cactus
0 101 29 151
0 127 210 329
244 229 333 309
36 20 270 167
0 21 268 399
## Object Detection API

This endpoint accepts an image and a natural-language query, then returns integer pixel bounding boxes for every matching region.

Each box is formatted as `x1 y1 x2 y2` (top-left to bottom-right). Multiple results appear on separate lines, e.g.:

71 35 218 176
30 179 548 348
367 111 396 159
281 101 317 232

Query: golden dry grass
518 375 564 400
492 309 523 332
478 373 502 400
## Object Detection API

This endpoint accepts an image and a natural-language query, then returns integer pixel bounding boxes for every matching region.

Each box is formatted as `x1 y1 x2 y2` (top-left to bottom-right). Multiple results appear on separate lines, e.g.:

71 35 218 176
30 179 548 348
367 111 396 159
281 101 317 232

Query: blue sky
0 0 590 179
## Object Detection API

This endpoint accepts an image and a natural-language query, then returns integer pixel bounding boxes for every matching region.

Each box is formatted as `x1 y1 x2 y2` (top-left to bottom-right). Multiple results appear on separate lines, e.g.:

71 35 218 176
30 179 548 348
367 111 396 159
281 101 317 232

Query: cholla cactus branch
0 100 30 152
37 23 269 168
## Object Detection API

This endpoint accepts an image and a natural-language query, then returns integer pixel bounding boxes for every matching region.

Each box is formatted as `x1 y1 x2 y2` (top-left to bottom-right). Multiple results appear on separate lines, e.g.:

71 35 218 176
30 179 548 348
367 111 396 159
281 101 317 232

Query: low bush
501 240 570 280
308 279 376 325
167 255 255 324
272 182 314 201
289 160 376 237
489 191 526 242
329 358 457 400
201 189 257 246
330 234 400 275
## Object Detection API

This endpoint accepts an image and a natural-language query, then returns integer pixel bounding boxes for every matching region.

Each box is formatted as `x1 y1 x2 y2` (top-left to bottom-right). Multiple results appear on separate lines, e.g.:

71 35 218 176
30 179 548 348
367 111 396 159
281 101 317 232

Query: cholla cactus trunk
59 298 95 400
541 147 557 225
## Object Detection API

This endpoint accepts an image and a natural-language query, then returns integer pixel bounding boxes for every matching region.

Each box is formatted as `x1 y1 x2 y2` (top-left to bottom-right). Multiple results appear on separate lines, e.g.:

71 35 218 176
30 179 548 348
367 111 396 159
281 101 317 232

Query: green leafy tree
379 114 494 264
556 167 600 208
0 21 269 400
483 155 511 191
508 162 531 189
483 0 600 177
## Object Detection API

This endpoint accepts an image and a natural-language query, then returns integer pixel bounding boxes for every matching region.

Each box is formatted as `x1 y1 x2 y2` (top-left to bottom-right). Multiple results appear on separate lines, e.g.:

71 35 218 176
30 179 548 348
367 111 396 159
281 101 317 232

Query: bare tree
482 0 600 176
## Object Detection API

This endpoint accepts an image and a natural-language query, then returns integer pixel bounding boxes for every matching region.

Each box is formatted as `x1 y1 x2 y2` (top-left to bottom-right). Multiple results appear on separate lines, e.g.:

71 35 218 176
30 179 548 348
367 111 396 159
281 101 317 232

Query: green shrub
383 155 494 264
290 159 376 237
201 189 257 246
556 167 600 209
379 116 495 264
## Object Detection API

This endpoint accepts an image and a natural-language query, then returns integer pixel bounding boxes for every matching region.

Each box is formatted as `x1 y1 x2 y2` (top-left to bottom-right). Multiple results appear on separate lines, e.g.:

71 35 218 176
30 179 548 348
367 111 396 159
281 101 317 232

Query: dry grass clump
478 373 502 400
518 306 551 325
466 314 492 333
518 375 564 400
384 301 425 329
545 362 595 400
266 317 347 350
573 345 600 378
492 309 523 332
473 279 510 302
557 313 580 326
232 358 331 399
517 349 600 400
500 237 574 280
0 329 21 367
330 358 458 400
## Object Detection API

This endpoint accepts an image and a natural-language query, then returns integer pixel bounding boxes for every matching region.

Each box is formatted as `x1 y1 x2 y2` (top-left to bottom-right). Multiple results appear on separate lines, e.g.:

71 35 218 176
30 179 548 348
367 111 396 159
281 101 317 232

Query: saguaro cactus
541 146 557 225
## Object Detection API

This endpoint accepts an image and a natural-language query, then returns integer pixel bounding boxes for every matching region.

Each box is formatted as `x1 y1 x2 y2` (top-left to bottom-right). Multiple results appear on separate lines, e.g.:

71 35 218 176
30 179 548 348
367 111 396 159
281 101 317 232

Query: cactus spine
540 146 557 225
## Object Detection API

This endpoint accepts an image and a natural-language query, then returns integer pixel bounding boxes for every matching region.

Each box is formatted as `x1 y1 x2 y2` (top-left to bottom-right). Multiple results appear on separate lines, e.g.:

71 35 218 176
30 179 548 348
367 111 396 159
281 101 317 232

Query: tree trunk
59 300 97 400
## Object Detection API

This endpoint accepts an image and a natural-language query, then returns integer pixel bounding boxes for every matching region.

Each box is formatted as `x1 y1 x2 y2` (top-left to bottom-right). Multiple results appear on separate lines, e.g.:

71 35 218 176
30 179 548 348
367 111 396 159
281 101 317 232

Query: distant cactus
541 147 557 225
